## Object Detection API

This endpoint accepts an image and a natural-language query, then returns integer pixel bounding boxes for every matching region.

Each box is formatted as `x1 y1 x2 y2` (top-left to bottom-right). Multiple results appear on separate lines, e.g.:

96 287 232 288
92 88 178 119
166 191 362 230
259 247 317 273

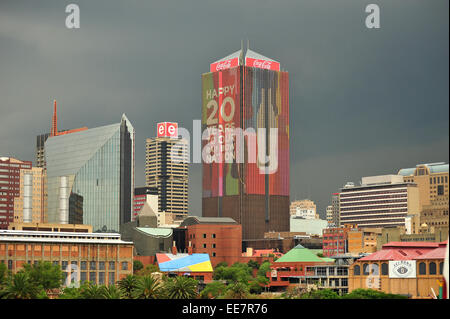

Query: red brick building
323 224 357 257
180 216 242 267
0 157 32 229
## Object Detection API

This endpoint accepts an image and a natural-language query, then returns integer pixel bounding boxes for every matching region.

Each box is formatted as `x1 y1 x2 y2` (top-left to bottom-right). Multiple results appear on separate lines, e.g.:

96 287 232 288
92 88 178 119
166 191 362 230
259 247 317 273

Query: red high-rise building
202 45 290 241
0 157 32 229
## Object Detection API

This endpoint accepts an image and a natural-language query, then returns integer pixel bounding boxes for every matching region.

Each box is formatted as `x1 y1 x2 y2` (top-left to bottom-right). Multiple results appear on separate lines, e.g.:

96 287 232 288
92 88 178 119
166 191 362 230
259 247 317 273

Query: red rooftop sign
210 57 239 72
157 122 178 138
245 57 280 71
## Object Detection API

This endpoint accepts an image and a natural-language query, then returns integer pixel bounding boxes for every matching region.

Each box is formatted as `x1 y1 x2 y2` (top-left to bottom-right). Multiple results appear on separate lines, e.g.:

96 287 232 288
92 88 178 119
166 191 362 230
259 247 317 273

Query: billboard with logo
157 122 178 138
245 57 280 71
389 260 416 278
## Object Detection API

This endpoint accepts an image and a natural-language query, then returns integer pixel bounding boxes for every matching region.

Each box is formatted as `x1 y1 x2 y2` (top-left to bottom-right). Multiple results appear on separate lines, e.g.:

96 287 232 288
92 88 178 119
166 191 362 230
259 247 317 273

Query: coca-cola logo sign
245 57 280 71
210 57 239 72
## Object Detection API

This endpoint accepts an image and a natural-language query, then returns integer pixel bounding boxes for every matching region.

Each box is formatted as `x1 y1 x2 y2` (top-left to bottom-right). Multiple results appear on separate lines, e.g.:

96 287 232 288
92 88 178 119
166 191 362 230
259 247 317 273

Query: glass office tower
45 115 135 232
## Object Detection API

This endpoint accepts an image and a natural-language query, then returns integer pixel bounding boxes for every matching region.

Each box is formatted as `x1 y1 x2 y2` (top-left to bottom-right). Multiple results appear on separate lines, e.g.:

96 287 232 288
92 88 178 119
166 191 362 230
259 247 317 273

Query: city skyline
0 0 448 218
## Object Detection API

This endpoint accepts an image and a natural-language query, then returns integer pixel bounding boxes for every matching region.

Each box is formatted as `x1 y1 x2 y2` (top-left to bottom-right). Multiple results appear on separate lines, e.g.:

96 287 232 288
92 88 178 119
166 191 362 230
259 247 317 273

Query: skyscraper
45 114 135 232
0 157 32 229
202 45 290 240
145 122 189 221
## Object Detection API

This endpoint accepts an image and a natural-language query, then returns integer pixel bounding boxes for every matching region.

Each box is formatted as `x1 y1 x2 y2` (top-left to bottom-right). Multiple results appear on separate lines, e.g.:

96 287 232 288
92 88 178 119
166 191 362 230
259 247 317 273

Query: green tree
79 282 105 299
199 281 227 299
2 272 43 299
165 276 198 299
0 262 10 298
224 282 249 299
20 261 65 294
118 275 139 299
249 276 269 294
214 263 252 284
247 260 259 270
100 284 123 299
215 262 228 268
300 288 340 299
136 264 160 277
257 261 271 278
343 288 408 299
133 260 144 273
132 276 162 299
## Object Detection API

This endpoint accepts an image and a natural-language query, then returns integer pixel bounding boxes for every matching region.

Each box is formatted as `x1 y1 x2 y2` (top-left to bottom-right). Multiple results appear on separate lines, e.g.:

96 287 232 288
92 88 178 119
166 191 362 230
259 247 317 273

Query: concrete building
377 225 449 250
11 165 47 225
133 186 158 221
0 229 134 286
45 114 135 232
0 157 33 229
290 199 318 219
330 193 340 227
349 241 447 298
339 175 420 229
347 227 382 255
398 162 449 228
145 125 188 221
326 205 333 224
202 46 290 242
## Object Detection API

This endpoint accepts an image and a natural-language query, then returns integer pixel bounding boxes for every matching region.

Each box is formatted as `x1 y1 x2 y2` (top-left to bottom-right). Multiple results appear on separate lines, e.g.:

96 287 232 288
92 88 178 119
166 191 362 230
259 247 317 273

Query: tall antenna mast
51 99 58 137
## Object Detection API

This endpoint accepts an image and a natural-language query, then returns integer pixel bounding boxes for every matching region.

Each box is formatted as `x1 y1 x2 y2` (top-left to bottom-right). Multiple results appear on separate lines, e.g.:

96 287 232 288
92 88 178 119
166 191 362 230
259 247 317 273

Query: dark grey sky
0 0 448 218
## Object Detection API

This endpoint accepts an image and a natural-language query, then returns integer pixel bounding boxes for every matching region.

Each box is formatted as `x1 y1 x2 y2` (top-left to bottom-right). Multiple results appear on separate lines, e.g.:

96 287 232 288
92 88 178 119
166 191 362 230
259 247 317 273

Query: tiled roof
275 245 328 263
360 241 447 261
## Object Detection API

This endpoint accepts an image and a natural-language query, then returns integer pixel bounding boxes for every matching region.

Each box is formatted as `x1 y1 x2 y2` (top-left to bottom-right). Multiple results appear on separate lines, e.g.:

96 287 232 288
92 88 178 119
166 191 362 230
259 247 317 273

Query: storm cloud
0 0 448 218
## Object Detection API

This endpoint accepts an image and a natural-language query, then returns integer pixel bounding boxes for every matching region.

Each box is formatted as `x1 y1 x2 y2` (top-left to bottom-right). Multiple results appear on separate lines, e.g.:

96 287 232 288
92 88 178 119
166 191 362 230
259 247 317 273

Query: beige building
290 199 318 219
377 225 449 250
13 166 47 224
347 227 382 255
398 163 449 228
8 222 92 233
339 175 420 229
145 136 189 219
326 205 333 224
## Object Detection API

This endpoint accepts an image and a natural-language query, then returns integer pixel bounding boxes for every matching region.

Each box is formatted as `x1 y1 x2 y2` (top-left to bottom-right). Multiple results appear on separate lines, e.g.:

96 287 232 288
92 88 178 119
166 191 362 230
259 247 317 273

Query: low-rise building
322 224 357 257
348 241 447 298
8 222 92 233
0 229 134 286
347 227 382 255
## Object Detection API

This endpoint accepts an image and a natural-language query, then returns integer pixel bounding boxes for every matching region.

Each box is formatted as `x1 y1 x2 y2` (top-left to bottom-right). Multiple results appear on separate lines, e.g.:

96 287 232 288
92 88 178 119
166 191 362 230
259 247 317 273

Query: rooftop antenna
51 99 58 137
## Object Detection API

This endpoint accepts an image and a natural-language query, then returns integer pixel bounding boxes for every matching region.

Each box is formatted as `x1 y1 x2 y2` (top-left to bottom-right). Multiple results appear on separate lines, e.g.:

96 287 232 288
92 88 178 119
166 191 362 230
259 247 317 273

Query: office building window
99 262 105 270
109 262 115 270
90 261 96 270
203 244 207 248
81 261 87 270
212 234 216 238
429 262 437 275
121 262 128 270
203 234 206 239
353 265 360 276
418 262 426 275
381 263 388 275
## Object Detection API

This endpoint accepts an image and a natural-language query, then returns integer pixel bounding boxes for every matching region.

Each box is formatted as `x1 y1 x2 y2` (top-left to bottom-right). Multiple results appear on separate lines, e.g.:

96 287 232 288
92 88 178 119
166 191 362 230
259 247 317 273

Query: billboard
389 260 416 278
210 57 240 73
245 57 280 71
157 122 178 138
202 66 241 198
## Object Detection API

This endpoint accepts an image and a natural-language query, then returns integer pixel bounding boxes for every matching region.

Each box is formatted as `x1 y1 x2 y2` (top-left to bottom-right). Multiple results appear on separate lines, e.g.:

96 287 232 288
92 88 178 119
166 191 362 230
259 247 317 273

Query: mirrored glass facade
45 115 134 232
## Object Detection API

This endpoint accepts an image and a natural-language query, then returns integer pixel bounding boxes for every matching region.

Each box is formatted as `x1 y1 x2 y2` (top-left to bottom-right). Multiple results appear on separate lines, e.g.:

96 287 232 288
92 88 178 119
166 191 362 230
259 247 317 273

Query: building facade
0 157 33 229
202 46 290 241
133 186 159 221
0 229 134 286
290 199 318 219
45 114 135 232
339 175 420 229
322 224 358 257
398 162 449 228
13 166 47 224
331 193 340 227
180 216 242 267
348 241 447 298
145 129 189 220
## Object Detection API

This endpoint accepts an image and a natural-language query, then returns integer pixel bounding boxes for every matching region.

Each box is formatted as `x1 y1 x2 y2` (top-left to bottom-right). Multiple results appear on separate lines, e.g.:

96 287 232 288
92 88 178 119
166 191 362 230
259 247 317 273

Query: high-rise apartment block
145 123 189 222
339 175 420 229
45 114 135 232
398 162 449 228
0 157 32 229
331 193 340 227
202 46 290 241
